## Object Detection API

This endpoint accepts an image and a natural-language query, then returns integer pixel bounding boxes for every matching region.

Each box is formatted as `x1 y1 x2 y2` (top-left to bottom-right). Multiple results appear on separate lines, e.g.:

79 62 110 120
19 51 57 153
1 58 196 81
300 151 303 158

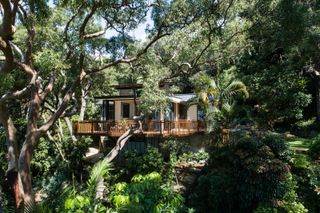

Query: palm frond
221 103 232 113
86 160 112 198
22 200 53 213
221 80 249 104
224 80 249 98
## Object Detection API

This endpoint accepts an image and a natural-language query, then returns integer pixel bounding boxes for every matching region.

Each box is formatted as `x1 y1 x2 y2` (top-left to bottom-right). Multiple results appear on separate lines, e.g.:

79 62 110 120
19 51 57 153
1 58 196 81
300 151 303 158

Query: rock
83 147 104 162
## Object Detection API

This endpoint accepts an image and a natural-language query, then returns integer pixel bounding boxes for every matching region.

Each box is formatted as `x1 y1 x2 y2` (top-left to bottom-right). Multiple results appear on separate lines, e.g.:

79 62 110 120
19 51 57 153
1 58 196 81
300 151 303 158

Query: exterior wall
130 101 136 117
187 105 198 121
102 98 197 121
115 101 121 120
114 100 139 120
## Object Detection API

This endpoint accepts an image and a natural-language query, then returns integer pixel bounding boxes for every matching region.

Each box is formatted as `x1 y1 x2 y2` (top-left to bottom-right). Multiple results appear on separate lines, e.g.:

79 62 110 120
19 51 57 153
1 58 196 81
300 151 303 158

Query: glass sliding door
103 100 115 120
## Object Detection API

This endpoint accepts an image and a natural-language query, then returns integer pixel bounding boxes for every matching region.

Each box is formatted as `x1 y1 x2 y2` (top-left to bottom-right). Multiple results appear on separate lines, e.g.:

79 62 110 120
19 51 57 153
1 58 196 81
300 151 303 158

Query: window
122 103 130 118
178 104 187 119
108 101 115 120
102 100 115 120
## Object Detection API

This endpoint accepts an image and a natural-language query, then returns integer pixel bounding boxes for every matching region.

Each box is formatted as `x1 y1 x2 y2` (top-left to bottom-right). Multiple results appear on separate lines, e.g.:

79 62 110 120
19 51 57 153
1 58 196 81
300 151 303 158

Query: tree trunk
95 119 143 199
103 127 142 163
64 117 77 142
103 118 143 162
18 132 39 205
0 104 23 208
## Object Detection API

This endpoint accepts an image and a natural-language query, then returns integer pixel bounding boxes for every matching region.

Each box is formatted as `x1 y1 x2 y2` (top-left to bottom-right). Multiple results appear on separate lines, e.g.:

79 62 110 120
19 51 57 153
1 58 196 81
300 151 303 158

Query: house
73 84 205 138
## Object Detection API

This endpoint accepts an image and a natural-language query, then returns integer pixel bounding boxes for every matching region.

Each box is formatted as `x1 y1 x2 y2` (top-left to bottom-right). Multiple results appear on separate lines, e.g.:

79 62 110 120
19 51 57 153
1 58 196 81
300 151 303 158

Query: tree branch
0 0 15 39
15 62 34 76
64 2 86 60
84 29 106 39
0 86 30 103
103 117 143 163
88 30 170 74
40 75 56 101
79 5 97 41
0 38 14 74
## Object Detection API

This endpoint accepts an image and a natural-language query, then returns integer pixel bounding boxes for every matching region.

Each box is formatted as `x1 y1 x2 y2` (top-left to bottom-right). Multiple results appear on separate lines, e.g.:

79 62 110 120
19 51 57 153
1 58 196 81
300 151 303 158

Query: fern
86 160 112 198
62 160 113 212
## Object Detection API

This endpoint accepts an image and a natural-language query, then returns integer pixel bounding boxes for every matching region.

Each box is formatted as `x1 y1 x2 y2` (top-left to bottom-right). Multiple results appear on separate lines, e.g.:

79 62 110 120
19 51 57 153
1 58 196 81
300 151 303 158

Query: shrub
190 134 298 212
190 173 236 212
61 160 113 213
309 136 320 160
291 154 310 170
290 153 320 212
110 172 184 212
178 151 209 163
161 139 191 157
62 136 92 178
262 134 290 160
124 146 164 175
32 138 60 178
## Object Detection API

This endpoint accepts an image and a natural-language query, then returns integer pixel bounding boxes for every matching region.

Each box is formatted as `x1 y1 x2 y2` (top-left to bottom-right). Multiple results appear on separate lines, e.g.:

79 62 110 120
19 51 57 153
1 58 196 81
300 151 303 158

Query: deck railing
73 119 206 137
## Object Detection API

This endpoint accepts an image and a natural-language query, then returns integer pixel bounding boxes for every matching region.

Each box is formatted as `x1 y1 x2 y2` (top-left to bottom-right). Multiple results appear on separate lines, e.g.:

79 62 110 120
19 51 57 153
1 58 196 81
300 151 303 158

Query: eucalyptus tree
0 0 207 208
151 0 252 90
0 0 244 208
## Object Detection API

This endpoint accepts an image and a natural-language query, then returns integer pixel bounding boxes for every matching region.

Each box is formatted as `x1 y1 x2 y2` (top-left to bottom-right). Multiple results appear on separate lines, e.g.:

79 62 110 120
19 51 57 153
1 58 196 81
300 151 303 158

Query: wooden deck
73 119 206 137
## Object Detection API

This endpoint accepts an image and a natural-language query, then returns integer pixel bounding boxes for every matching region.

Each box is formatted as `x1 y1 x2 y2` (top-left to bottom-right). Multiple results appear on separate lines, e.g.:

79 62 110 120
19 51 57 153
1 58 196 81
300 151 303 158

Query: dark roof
95 95 136 100
113 84 143 89
95 94 197 103
112 82 175 90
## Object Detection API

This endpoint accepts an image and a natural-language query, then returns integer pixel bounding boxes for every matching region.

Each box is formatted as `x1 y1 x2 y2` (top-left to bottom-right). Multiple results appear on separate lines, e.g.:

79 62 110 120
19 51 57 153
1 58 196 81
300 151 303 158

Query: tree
0 0 184 208
1 0 235 208
190 134 306 212
236 0 319 128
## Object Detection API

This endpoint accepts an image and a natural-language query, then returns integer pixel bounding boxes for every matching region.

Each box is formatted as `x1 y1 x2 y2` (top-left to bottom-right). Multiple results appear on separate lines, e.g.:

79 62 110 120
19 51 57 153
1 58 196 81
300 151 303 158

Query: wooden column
160 108 164 134
175 103 179 121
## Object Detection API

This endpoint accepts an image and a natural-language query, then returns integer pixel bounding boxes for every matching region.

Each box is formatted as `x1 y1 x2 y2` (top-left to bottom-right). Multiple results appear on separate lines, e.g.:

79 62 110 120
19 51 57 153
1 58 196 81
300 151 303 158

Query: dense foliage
110 172 184 212
1 0 320 212
190 134 307 212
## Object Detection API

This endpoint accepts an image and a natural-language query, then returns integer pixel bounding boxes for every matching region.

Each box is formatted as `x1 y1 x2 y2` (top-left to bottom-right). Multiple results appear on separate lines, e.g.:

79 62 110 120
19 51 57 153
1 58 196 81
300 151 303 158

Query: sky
48 0 154 41
105 11 154 41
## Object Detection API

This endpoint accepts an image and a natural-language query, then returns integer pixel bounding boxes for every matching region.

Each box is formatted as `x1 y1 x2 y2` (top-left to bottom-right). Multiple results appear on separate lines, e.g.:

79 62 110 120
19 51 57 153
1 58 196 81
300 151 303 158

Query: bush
110 172 185 212
161 139 190 157
309 136 320 160
292 160 320 213
190 173 237 212
61 160 113 213
124 146 164 175
32 138 60 179
62 136 92 178
178 150 209 163
190 134 298 212
262 134 290 160
291 154 310 170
